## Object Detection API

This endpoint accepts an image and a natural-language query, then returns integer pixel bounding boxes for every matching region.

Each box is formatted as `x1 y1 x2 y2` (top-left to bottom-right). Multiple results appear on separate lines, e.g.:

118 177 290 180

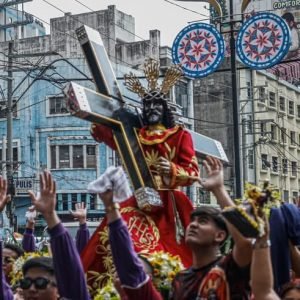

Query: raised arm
201 156 252 267
289 241 300 277
69 202 90 253
28 171 90 300
99 189 162 299
0 176 14 300
22 206 36 252
251 220 279 300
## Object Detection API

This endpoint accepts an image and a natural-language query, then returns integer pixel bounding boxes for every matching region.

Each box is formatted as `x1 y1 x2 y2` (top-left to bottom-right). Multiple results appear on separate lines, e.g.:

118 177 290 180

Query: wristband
252 239 271 249
105 203 120 213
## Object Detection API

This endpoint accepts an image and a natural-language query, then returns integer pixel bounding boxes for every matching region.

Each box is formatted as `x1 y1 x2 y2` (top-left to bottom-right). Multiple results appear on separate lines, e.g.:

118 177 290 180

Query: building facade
0 5 194 234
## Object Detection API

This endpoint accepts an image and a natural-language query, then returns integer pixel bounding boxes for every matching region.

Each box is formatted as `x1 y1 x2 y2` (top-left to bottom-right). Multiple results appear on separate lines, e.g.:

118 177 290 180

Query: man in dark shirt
170 157 252 300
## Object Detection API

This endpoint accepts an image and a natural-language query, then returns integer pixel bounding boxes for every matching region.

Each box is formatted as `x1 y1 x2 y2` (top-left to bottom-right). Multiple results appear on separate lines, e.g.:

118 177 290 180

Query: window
246 82 251 99
261 154 269 170
73 145 83 168
279 96 285 111
292 191 298 203
247 116 252 134
50 145 96 169
258 87 266 103
62 194 69 211
269 92 276 107
282 158 288 174
86 145 96 168
50 145 56 169
281 128 287 143
260 122 267 136
288 101 295 116
59 145 70 169
248 149 254 169
71 193 78 210
0 100 18 119
297 105 300 118
270 124 277 141
291 131 296 146
89 194 96 210
283 190 289 202
0 147 19 171
49 96 68 115
272 156 278 173
292 161 297 177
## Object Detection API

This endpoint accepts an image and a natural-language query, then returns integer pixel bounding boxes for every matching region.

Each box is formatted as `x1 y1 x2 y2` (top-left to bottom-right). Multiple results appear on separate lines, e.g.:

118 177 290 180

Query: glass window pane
73 145 83 168
50 145 56 169
86 145 96 168
59 145 70 169
62 194 68 211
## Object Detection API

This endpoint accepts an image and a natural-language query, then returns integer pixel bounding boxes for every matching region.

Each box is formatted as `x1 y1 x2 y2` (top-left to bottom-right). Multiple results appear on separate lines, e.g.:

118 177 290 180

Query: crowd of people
0 158 299 299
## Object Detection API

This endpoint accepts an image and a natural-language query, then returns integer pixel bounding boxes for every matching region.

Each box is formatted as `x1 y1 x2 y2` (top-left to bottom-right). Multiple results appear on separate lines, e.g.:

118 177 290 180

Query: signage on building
14 178 34 194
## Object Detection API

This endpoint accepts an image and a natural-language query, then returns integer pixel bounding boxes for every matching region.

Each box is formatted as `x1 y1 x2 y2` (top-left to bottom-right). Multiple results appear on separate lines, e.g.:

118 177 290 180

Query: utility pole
6 41 14 228
229 0 242 198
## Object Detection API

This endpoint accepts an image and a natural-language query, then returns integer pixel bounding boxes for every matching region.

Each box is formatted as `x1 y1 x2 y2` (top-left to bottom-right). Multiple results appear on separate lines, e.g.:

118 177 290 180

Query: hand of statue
0 176 11 212
28 171 57 217
69 202 87 225
156 157 171 176
199 156 224 192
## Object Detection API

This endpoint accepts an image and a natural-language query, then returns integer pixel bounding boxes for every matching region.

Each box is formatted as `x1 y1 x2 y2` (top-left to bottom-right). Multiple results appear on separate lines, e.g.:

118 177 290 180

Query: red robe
81 123 199 293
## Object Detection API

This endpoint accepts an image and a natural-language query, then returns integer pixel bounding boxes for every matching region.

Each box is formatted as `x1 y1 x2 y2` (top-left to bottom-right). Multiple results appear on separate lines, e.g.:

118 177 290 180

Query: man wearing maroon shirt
170 157 252 300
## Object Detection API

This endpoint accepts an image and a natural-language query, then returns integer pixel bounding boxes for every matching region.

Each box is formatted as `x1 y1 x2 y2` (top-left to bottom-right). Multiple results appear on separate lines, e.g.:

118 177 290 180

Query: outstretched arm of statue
90 123 116 150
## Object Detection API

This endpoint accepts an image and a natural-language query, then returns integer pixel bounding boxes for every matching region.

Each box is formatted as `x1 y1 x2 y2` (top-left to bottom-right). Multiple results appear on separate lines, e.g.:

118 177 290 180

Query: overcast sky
24 0 208 46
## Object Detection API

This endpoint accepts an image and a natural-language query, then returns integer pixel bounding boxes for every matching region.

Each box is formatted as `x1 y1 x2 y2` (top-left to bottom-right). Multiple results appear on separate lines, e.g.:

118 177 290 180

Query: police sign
14 178 33 194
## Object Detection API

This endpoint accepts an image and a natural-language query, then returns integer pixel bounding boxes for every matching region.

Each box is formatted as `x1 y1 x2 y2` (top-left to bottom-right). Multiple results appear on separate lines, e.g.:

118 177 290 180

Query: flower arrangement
146 251 184 292
93 281 120 300
10 251 50 287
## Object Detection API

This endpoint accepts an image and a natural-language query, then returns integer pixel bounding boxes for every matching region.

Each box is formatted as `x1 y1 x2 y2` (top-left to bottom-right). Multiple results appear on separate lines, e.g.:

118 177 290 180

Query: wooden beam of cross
65 25 157 192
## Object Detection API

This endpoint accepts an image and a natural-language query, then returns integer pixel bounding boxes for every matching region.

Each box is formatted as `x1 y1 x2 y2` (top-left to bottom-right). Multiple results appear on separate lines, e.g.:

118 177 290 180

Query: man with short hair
170 157 252 299
20 256 59 300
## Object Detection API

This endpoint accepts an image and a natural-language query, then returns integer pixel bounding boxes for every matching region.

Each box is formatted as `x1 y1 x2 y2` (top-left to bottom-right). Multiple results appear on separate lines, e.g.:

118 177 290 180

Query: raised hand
25 205 37 229
200 156 224 192
0 176 11 212
28 171 59 229
69 202 87 225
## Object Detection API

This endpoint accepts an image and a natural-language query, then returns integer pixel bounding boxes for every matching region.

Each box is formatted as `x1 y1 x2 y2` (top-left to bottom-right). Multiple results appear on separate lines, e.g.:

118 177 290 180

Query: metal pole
6 41 14 227
229 0 242 198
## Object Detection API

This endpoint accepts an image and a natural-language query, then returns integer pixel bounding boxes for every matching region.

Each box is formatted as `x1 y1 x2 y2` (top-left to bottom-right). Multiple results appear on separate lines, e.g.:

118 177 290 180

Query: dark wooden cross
64 25 228 193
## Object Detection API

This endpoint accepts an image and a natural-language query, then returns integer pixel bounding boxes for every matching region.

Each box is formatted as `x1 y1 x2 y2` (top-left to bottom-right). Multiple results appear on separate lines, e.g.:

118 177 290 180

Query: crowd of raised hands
0 157 299 299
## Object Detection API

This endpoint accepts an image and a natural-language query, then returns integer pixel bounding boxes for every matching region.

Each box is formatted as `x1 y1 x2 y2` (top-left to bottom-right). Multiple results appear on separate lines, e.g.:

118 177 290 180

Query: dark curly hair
142 91 176 128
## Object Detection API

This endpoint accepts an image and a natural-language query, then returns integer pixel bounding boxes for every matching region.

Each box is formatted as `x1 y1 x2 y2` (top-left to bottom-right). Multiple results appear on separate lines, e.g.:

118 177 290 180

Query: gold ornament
124 58 183 97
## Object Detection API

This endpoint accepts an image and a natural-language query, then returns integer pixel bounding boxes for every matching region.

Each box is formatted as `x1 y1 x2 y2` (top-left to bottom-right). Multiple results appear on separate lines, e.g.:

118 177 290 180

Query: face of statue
143 92 164 125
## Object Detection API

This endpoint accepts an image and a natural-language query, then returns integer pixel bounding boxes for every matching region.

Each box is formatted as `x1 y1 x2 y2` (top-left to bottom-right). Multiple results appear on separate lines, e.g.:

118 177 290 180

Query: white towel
87 166 132 203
